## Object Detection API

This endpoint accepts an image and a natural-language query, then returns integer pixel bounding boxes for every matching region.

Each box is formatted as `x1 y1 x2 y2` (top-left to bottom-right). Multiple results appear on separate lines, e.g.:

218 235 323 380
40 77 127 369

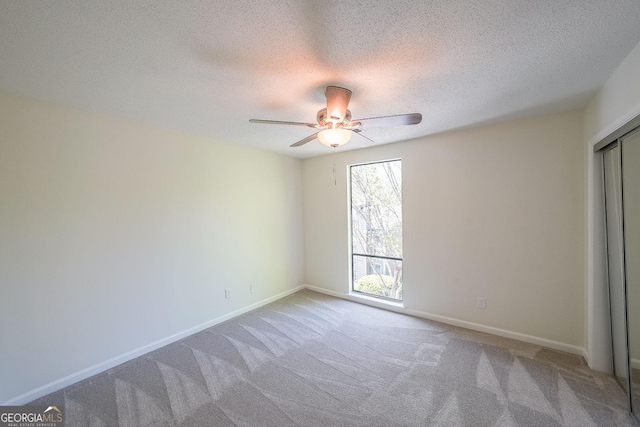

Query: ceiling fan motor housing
317 108 352 128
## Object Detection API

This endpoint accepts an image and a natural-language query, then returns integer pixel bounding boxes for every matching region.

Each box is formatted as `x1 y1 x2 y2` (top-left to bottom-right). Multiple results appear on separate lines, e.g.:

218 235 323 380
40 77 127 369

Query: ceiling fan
249 86 422 148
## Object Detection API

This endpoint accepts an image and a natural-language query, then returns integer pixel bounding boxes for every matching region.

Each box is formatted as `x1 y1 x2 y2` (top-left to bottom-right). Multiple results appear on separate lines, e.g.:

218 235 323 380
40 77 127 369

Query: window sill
348 291 405 309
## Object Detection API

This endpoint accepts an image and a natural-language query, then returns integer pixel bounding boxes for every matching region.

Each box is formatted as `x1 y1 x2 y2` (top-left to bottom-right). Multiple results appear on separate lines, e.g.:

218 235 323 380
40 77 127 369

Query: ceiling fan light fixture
318 128 351 148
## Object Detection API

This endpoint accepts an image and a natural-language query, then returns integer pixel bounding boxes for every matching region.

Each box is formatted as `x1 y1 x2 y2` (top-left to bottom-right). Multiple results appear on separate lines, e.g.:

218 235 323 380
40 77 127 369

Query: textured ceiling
1 1 640 158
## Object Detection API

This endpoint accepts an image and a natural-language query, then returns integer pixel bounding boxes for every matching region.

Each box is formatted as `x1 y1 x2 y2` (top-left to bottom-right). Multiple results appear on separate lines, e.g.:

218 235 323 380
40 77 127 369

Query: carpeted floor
31 289 634 426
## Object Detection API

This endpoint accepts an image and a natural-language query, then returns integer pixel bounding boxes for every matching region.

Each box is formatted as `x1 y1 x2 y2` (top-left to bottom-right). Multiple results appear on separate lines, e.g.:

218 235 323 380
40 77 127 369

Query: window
349 159 403 301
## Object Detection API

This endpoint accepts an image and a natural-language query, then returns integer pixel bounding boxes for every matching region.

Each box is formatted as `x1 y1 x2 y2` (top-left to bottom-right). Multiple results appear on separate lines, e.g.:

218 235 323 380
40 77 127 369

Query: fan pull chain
331 147 337 186
333 161 336 186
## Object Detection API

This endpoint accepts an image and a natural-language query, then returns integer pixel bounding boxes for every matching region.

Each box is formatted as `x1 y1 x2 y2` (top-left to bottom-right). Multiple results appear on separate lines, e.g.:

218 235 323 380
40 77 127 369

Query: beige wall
0 92 304 403
584 40 640 372
303 111 585 347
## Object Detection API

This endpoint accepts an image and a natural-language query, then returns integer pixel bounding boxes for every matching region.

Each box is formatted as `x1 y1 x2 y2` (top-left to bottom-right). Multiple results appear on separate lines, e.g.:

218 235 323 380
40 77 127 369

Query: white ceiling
1 1 640 158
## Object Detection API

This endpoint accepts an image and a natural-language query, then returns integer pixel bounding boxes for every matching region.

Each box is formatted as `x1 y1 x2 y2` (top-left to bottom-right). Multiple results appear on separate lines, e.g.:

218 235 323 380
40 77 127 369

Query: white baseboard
2 285 305 406
632 358 640 370
5 283 590 405
304 284 586 358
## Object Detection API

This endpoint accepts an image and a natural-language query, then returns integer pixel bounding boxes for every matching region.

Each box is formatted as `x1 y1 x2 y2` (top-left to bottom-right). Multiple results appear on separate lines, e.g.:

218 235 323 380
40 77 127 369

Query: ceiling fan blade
250 119 319 128
352 129 375 144
290 133 318 147
351 113 422 128
325 86 352 122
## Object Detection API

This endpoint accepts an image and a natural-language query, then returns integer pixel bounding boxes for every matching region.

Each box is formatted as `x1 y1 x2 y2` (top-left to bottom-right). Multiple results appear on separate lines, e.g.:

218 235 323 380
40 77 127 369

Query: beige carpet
31 289 634 426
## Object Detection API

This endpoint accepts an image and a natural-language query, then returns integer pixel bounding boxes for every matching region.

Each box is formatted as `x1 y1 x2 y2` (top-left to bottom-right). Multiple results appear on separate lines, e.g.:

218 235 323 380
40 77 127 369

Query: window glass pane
350 160 402 258
353 255 403 300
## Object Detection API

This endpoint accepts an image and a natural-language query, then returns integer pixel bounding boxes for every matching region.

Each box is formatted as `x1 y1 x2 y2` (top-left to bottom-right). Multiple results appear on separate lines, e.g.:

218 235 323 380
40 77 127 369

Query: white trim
305 284 406 312
402 308 585 356
305 284 586 357
2 285 305 406
632 358 640 370
4 283 590 405
587 99 640 147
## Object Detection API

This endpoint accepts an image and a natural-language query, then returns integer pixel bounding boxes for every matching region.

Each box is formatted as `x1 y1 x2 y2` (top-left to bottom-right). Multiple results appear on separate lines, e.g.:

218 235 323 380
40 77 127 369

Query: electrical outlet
477 297 486 309
225 289 231 299
250 284 255 294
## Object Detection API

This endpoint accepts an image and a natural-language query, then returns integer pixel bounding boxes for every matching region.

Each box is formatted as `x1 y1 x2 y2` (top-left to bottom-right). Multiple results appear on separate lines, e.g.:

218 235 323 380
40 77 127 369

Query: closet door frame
621 128 640 418
598 125 640 422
